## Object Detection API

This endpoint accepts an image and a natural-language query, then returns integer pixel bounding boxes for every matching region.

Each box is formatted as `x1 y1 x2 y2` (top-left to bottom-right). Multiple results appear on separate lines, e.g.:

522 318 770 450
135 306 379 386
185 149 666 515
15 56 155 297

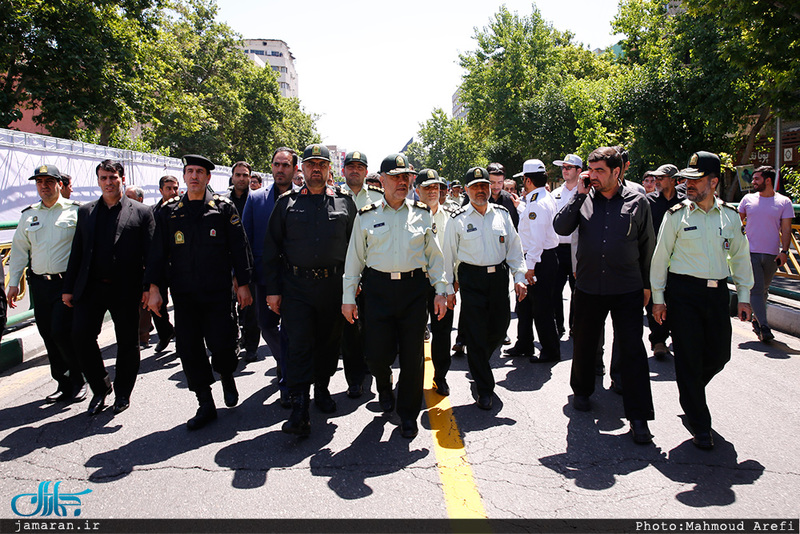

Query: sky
215 0 623 173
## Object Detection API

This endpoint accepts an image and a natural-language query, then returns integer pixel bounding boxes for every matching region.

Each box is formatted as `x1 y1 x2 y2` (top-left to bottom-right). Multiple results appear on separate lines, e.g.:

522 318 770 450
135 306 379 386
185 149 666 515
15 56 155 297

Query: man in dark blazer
62 159 155 416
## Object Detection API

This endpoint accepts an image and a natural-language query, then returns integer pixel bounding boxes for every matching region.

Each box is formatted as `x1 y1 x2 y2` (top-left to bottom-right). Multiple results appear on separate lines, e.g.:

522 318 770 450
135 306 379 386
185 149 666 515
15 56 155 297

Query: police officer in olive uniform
339 150 383 398
263 144 357 436
146 154 253 430
651 151 753 450
443 167 527 410
7 164 86 403
343 153 448 439
415 168 454 396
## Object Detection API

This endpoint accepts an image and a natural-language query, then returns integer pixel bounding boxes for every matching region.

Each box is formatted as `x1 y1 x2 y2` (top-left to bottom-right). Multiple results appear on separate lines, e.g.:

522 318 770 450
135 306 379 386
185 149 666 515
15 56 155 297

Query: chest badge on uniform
210 229 217 237
467 223 475 233
499 235 505 243
32 216 38 222
432 222 437 234
723 238 730 251
230 214 240 225
529 212 537 220
175 231 185 244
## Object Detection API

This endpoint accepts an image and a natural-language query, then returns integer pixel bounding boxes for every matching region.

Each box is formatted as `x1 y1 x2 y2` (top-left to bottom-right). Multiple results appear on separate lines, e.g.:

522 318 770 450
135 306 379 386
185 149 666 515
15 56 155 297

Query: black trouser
514 248 560 356
280 271 344 395
646 297 670 348
426 285 454 380
253 283 286 395
571 289 654 421
667 274 731 434
361 268 428 421
235 296 260 354
553 243 575 332
341 291 369 388
151 284 173 341
28 274 83 391
172 290 238 392
73 280 140 399
458 263 511 397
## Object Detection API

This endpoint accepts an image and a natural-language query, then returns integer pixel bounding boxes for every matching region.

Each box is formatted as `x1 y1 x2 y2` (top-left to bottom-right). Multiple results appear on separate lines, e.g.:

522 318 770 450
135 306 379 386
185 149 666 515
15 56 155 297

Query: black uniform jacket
146 189 253 296
63 194 155 302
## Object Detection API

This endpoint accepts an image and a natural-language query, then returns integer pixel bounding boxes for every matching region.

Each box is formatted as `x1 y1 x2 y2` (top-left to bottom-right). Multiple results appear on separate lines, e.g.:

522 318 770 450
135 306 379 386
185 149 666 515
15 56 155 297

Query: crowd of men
6 143 794 450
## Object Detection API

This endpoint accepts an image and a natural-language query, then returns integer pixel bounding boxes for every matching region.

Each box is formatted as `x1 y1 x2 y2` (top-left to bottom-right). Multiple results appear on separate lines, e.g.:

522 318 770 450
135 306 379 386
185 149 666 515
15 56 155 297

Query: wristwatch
781 249 789 254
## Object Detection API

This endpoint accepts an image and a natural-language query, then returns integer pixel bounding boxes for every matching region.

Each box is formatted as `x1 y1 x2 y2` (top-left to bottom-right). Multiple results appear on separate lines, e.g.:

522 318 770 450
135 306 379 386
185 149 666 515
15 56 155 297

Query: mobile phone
583 176 591 188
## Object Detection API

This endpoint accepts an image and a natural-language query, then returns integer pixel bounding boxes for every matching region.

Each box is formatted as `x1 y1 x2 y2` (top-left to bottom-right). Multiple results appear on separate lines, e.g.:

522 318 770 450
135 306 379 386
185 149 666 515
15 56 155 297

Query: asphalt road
0 292 797 528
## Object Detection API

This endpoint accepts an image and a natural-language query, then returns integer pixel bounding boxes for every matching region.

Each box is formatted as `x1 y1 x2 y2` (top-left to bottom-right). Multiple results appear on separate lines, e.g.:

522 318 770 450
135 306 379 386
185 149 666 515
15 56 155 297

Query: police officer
415 168 454 396
443 167 527 410
505 159 561 362
338 150 383 398
146 154 253 430
651 151 753 450
263 144 357 436
7 164 86 403
342 153 447 439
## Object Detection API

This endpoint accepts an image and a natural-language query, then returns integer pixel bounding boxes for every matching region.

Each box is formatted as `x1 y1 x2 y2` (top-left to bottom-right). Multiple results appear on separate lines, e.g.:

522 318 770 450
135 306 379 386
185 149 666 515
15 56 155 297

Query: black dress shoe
530 353 560 363
113 397 130 414
433 377 450 396
476 394 493 410
45 388 64 403
378 390 395 413
70 382 89 403
451 341 465 356
154 334 173 353
573 395 591 412
504 346 533 358
220 374 239 408
400 419 418 439
314 388 337 414
692 431 714 450
346 384 364 399
630 420 653 444
87 387 112 416
187 402 217 430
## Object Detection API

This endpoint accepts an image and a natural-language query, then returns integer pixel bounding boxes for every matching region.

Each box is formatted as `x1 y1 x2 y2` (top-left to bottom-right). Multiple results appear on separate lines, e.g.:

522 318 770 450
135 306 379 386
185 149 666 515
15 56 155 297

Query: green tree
410 108 487 182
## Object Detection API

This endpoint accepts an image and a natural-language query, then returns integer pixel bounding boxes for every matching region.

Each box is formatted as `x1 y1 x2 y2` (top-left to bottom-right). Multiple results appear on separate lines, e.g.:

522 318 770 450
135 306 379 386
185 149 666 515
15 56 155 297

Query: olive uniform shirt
650 198 753 305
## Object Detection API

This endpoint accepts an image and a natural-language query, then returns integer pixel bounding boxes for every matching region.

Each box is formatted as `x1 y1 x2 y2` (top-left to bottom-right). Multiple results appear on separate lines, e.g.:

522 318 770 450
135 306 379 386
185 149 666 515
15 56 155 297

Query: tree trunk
740 106 771 165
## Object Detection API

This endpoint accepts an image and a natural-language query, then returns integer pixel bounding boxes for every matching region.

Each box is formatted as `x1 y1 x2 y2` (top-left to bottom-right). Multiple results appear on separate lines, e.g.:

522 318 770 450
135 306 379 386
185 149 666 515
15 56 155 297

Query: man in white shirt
505 160 561 362
551 153 583 337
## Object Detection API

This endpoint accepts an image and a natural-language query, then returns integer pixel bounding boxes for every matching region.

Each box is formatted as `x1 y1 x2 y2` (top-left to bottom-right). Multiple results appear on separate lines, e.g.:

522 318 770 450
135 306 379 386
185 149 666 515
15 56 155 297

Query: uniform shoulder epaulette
721 201 738 213
21 204 34 213
334 185 351 196
367 184 384 193
277 189 295 200
413 200 430 212
62 199 80 206
450 206 468 218
668 200 688 214
166 196 180 205
359 201 379 215
213 194 232 204
493 204 509 213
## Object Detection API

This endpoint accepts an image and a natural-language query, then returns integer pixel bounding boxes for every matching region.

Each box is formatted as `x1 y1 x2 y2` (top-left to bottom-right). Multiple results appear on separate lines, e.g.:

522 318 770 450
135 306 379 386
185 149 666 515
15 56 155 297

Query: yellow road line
423 344 488 520
0 365 49 402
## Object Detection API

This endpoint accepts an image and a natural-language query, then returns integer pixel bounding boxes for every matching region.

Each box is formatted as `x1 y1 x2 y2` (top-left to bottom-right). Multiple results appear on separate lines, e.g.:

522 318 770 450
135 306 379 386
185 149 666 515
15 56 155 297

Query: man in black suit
62 159 155 416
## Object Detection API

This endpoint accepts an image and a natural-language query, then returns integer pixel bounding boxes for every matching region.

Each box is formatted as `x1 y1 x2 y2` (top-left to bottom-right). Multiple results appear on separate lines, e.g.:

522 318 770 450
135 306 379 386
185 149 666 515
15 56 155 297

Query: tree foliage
407 109 487 182
0 0 319 168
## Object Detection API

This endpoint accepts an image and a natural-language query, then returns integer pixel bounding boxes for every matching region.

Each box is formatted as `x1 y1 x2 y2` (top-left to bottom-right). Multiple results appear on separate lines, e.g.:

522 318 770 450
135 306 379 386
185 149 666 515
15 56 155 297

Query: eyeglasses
562 165 578 171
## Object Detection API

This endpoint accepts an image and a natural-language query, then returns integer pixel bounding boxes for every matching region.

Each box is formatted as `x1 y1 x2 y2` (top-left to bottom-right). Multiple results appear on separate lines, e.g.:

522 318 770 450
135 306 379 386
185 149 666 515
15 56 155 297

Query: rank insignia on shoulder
721 201 738 213
494 204 509 212
668 202 686 214
359 202 379 215
230 214 240 225
528 211 537 220
22 205 34 212
175 231 185 244
531 192 539 202
413 201 430 211
367 184 384 193
450 206 467 218
278 189 294 200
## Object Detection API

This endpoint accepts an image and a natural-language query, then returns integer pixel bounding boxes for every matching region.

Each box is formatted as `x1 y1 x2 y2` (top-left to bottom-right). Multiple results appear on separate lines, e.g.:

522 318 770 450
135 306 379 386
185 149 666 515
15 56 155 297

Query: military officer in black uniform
263 144 357 436
146 154 253 430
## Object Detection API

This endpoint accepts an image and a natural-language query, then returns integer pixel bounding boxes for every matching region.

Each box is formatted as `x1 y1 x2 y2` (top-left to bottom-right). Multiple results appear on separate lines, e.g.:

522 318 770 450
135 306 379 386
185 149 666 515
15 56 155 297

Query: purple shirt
738 192 794 254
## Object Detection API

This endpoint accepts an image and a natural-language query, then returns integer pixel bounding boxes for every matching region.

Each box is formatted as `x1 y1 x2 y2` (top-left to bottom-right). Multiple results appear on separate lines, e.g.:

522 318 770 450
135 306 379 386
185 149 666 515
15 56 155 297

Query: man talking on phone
650 151 753 450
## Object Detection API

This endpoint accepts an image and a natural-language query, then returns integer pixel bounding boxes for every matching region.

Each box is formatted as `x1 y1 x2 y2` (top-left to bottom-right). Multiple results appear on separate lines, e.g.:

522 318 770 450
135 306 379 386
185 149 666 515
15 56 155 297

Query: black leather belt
459 262 506 274
669 272 727 288
29 272 64 281
366 267 424 280
288 265 342 279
